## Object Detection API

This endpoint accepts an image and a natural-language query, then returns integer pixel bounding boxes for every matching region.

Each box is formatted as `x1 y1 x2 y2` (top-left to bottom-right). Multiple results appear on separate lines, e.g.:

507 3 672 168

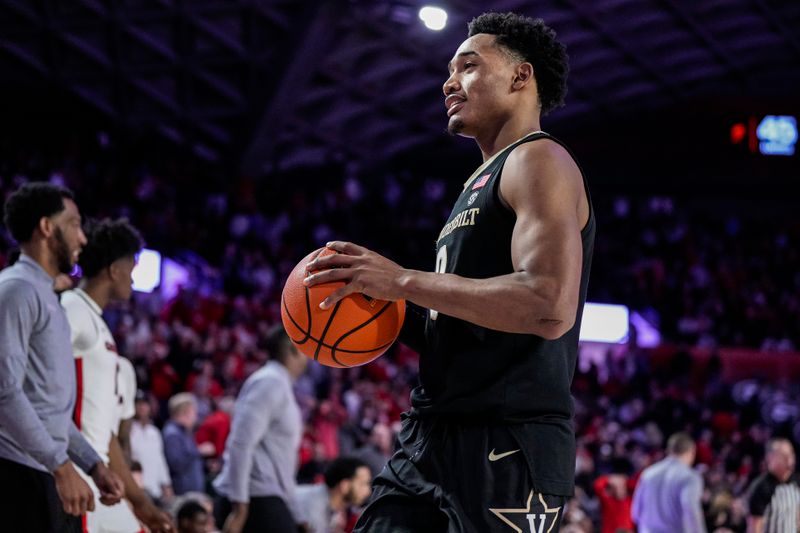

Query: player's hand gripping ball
281 247 405 367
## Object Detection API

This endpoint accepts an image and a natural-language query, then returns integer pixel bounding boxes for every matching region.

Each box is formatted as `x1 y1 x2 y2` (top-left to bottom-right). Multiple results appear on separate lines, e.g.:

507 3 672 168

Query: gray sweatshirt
632 456 707 533
0 255 101 473
213 361 302 514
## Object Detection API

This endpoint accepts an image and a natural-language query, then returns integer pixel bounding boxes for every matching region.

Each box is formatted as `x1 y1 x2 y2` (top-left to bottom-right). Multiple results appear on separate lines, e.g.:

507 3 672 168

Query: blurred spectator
295 457 372 533
593 474 634 533
632 432 706 533
177 500 212 533
164 393 205 495
131 392 175 505
213 326 307 533
353 423 393 478
746 438 800 533
172 492 218 533
195 396 234 461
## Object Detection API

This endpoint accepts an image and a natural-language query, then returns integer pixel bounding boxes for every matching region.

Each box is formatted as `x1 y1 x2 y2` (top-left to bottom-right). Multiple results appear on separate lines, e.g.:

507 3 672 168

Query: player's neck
79 279 111 310
329 489 346 512
475 116 541 161
19 242 59 279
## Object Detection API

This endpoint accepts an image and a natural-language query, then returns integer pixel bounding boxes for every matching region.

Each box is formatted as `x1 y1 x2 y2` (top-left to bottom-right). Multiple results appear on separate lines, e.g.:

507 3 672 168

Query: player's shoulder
500 136 583 211
61 289 89 314
0 275 39 299
61 289 86 308
62 289 100 327
244 364 283 390
0 275 44 318
506 136 577 173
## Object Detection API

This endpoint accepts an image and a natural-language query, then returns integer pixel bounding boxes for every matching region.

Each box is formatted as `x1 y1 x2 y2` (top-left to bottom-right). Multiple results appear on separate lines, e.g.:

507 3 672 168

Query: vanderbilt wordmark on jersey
437 208 480 242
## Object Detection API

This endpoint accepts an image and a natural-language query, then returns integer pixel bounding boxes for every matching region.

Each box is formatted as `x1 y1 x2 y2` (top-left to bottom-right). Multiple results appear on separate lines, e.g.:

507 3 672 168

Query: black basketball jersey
411 131 595 423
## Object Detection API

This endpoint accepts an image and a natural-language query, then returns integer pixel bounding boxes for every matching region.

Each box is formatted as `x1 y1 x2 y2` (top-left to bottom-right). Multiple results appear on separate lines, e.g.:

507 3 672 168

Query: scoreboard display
731 115 797 156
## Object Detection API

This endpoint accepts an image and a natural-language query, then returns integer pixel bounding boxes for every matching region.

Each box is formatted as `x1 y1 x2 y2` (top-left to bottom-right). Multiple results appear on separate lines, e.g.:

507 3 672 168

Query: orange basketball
280 247 405 368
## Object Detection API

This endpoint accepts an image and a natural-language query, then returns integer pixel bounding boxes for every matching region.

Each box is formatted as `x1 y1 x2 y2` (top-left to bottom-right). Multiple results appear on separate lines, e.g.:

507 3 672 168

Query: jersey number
430 245 447 321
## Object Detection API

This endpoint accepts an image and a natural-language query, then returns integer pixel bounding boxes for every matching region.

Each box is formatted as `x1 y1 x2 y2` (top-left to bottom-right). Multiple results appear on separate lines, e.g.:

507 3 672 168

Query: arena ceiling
1 0 799 174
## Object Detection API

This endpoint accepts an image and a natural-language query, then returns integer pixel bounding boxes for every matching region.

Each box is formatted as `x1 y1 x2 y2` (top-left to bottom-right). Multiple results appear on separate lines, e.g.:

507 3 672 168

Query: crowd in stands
2 135 799 531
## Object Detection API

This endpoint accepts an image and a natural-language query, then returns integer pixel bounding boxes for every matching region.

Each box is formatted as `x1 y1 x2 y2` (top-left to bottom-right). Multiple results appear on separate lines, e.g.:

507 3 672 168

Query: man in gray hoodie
0 183 124 532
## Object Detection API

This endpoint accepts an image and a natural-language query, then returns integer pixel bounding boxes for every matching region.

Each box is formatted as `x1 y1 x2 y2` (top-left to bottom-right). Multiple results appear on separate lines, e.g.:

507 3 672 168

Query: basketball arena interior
1 1 799 532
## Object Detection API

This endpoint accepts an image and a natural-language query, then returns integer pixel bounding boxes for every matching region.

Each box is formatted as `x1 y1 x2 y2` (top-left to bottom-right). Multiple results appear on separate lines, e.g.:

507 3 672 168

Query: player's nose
443 73 460 96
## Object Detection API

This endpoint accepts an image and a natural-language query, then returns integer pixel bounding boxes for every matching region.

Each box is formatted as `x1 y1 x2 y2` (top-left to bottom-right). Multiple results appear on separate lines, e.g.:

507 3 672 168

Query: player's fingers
303 268 352 287
85 490 95 513
326 241 367 255
63 497 76 516
307 252 353 271
321 284 358 309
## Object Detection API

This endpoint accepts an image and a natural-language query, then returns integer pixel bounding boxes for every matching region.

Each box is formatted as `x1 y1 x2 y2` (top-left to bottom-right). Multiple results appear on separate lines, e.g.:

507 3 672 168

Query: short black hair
176 500 207 523
265 324 295 363
79 218 144 278
324 457 368 489
468 12 569 115
3 182 75 244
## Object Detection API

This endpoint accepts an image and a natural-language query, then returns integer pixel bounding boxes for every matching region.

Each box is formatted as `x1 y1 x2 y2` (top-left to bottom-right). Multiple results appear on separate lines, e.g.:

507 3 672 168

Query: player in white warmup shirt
62 218 174 533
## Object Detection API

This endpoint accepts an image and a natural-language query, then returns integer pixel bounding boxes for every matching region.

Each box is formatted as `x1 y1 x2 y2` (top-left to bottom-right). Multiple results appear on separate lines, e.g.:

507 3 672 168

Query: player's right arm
222 376 278 528
0 280 94 514
306 140 587 340
108 434 174 532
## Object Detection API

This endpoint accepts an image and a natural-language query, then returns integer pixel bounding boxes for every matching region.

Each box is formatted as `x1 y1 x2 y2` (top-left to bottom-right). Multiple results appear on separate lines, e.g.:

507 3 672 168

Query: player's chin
447 116 467 136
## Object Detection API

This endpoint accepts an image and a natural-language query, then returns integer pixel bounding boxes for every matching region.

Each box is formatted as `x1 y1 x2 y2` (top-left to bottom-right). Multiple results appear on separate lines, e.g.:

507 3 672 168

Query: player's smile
445 94 466 116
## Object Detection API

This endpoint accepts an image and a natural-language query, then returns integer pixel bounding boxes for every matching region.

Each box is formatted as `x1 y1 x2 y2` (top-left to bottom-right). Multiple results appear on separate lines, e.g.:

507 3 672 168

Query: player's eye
464 62 476 69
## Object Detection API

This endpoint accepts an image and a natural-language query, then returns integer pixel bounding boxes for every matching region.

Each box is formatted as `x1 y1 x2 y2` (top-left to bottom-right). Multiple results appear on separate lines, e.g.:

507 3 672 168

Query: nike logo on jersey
488 448 520 462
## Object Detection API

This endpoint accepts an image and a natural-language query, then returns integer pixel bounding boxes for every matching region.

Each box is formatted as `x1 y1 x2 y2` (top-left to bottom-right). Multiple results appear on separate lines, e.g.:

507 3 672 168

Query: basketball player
62 218 174 532
0 183 124 532
305 12 593 532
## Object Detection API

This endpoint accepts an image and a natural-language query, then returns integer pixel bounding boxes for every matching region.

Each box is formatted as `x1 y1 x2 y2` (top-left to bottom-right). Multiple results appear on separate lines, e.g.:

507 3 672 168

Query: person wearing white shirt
131 392 175 504
63 218 173 533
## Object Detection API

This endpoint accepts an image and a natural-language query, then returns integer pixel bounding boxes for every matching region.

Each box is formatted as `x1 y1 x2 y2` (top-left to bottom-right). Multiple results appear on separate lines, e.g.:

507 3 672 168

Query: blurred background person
212 326 307 533
131 392 175 506
632 432 706 533
746 438 800 533
164 393 206 496
295 457 372 533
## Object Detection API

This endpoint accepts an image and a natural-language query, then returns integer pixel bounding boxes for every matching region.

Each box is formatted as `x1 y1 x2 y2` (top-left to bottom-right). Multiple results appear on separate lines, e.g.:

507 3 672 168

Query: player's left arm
306 140 585 339
108 435 174 532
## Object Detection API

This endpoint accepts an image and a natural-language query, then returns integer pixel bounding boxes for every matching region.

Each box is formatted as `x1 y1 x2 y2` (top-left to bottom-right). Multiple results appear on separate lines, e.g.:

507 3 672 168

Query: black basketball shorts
354 413 567 533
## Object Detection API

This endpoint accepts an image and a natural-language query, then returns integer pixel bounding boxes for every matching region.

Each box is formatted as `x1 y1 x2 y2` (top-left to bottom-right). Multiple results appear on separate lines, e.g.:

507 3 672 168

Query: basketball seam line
315 299 343 363
282 296 395 354
331 300 394 357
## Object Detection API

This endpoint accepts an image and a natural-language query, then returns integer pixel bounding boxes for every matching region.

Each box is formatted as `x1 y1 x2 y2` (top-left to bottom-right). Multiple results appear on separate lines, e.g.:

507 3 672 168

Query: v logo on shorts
488 448 520 462
489 491 562 533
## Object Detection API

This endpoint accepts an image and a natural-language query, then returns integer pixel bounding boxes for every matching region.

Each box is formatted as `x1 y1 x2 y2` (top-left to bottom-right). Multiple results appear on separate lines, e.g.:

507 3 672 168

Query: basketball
280 247 405 368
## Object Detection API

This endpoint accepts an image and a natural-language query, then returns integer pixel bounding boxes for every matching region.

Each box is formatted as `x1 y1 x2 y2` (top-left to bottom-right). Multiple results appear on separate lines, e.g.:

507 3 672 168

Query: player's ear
108 261 120 281
37 216 55 238
512 62 534 91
